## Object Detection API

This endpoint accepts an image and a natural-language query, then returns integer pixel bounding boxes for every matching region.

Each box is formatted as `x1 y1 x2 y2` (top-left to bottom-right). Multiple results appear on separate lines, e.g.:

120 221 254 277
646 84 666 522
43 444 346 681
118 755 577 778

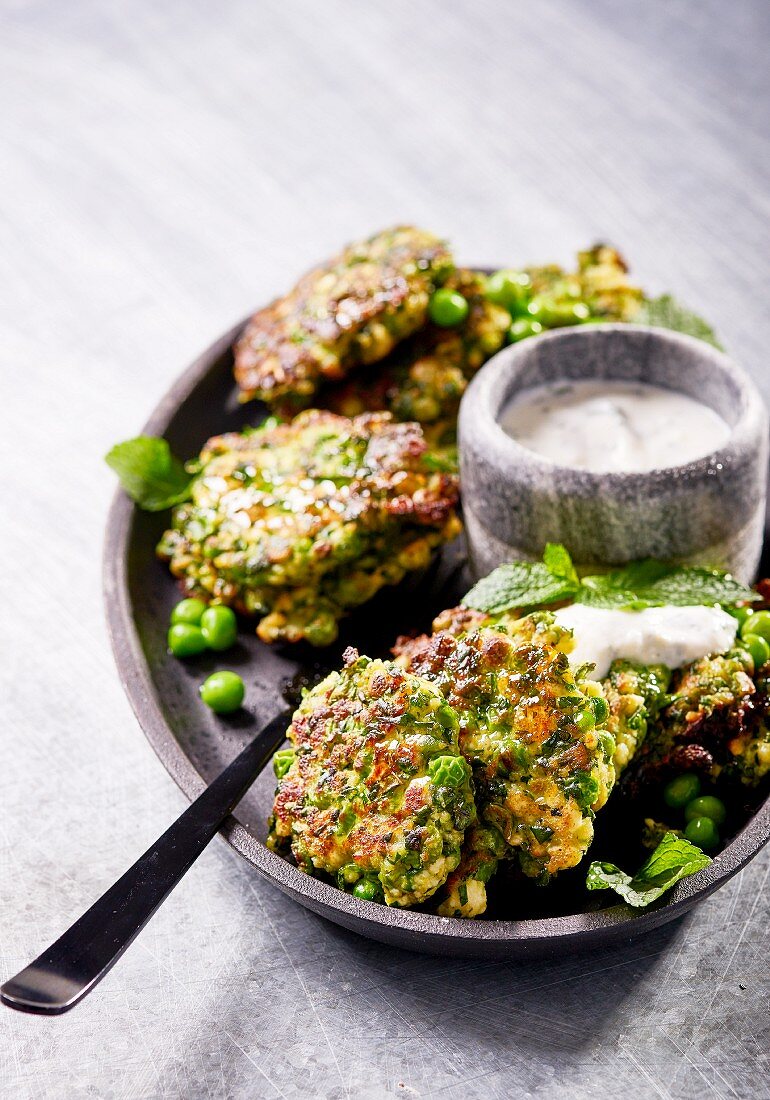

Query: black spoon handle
1 710 291 1016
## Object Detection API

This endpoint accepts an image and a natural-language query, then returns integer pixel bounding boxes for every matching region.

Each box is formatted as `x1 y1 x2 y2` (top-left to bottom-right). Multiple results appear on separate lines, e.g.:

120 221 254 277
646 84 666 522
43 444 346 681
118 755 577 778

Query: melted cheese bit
553 604 738 679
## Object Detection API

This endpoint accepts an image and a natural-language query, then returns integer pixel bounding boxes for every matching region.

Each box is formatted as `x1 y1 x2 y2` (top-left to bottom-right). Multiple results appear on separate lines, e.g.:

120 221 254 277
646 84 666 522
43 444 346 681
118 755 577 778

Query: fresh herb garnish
462 546 579 614
585 832 711 908
633 293 722 350
462 544 758 614
542 541 579 587
578 561 756 610
105 436 193 512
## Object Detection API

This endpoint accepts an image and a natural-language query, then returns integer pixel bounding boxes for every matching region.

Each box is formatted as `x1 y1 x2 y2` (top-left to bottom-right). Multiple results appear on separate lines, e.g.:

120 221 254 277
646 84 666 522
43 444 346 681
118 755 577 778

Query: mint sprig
633 293 722 349
462 544 758 614
105 436 193 512
586 832 711 908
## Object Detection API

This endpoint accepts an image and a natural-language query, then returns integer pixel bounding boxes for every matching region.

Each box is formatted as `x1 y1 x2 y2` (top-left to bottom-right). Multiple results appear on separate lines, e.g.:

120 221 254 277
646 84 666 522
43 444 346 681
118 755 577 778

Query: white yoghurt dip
553 603 738 679
500 379 730 472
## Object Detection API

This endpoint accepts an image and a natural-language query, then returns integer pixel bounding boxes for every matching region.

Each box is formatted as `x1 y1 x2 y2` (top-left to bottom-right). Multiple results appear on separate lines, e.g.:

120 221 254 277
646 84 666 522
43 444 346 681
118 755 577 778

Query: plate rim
103 315 770 955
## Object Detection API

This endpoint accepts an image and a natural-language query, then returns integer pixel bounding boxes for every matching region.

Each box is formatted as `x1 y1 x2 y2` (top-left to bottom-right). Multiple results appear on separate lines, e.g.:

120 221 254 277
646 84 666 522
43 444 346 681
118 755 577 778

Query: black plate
104 317 770 958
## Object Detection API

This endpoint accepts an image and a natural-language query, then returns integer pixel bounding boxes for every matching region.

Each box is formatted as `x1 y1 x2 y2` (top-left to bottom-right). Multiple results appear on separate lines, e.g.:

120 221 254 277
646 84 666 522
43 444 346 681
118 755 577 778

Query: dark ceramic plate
104 317 770 958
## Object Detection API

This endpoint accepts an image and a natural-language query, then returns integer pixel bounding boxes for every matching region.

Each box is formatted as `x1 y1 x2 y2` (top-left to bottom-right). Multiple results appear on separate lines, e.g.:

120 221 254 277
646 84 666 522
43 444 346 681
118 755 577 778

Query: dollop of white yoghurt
553 604 738 679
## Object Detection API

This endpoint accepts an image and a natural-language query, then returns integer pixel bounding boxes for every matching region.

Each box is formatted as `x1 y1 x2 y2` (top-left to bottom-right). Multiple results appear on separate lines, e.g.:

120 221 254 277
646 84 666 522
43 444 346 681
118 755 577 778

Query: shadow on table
319 912 686 1060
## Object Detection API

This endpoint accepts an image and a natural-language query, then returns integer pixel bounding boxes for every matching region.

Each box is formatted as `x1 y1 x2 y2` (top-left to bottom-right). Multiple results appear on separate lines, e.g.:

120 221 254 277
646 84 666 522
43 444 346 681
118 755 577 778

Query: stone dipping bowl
459 324 769 582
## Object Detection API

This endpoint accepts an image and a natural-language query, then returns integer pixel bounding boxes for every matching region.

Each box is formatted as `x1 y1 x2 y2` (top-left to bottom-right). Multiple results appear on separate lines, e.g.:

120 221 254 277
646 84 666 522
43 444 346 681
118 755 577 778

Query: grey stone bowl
459 324 769 582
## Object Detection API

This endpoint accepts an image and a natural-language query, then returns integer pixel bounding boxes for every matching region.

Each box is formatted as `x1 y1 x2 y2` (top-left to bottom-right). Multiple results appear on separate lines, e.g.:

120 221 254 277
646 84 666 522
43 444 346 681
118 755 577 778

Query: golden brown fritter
157 410 460 646
268 651 476 907
316 269 510 431
234 227 453 405
601 661 671 775
624 648 770 790
526 244 644 323
396 615 615 916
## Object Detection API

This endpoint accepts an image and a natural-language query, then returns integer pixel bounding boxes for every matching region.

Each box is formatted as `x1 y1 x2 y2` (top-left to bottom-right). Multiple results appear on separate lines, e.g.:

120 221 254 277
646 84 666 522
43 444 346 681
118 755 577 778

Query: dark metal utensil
1 710 291 1015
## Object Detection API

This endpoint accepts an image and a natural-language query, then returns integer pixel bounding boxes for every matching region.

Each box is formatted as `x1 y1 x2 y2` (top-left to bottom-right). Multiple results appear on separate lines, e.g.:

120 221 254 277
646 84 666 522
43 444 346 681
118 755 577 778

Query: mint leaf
578 563 757 610
634 294 722 349
543 542 578 586
635 568 758 607
463 546 757 616
586 832 711 908
463 560 578 614
105 436 193 512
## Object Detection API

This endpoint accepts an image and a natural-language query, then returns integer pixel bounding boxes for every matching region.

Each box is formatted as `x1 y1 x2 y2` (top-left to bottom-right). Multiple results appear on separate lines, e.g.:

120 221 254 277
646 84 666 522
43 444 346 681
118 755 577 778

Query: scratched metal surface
1 1 769 1096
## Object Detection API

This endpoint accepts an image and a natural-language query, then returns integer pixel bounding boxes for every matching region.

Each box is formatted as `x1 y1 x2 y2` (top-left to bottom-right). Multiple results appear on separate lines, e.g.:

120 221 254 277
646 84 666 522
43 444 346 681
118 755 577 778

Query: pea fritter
268 651 476 907
396 614 615 917
624 647 770 790
525 244 644 324
157 410 461 646
234 226 453 405
601 660 671 775
315 269 510 447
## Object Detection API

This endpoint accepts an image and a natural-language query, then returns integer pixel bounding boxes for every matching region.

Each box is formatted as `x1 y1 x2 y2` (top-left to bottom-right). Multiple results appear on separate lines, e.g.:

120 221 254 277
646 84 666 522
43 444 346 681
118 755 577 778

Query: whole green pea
352 877 382 902
727 605 752 627
168 623 207 658
741 610 770 643
199 671 245 714
743 633 770 670
171 598 207 626
684 816 720 850
272 749 296 780
428 755 469 787
663 773 701 809
509 318 543 342
428 288 470 327
484 269 531 313
684 795 727 826
200 605 238 651
574 707 596 732
537 300 591 327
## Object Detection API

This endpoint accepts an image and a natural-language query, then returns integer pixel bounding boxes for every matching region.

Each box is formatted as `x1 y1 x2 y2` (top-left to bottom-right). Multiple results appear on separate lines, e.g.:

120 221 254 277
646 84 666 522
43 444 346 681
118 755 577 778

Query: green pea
171 598 207 626
684 795 726 826
727 605 751 627
663 773 701 808
428 755 469 787
484 269 531 313
590 695 610 724
428 288 470 327
743 633 770 670
574 707 596 732
741 610 770 643
199 670 245 714
272 749 295 780
508 318 543 342
200 605 238 651
684 816 720 850
168 623 207 658
435 703 459 731
537 300 591 327
352 878 382 902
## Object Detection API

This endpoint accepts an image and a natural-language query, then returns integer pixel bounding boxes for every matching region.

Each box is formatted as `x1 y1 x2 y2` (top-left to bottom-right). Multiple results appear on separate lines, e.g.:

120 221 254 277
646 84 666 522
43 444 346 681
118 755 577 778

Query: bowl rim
103 314 770 954
460 323 768 487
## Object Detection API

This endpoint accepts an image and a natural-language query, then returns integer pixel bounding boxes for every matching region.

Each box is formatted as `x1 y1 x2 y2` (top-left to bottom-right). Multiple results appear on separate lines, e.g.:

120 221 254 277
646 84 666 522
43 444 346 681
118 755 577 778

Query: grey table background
1 1 769 1097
